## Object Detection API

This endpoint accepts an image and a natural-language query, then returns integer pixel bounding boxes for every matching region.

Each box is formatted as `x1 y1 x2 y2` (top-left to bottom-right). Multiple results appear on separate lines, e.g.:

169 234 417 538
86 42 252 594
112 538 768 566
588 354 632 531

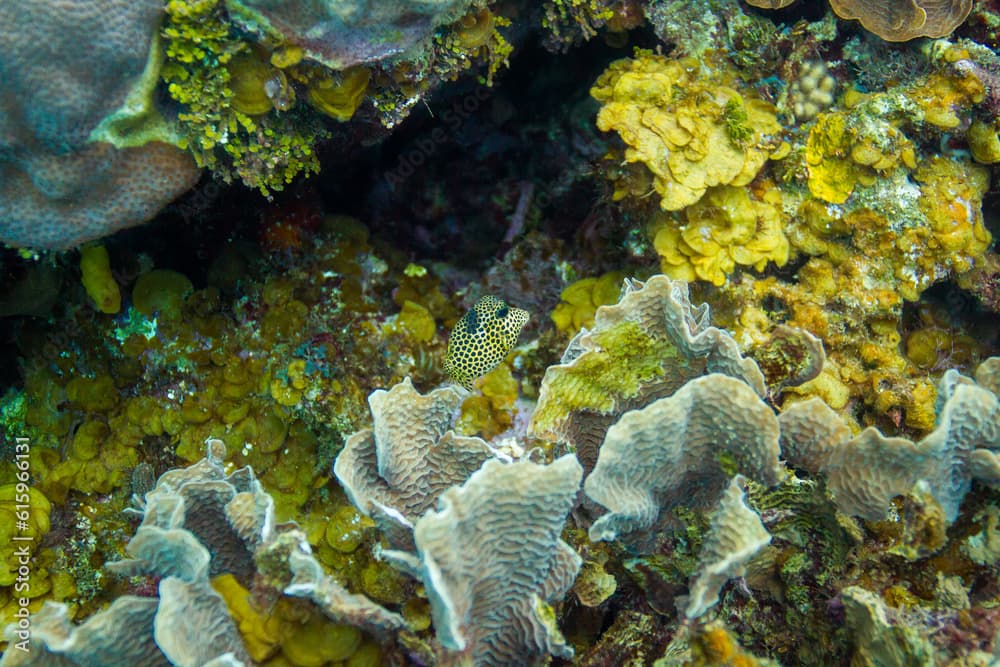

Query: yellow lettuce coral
550 271 625 333
0 484 50 586
651 185 789 286
591 52 782 211
805 111 917 205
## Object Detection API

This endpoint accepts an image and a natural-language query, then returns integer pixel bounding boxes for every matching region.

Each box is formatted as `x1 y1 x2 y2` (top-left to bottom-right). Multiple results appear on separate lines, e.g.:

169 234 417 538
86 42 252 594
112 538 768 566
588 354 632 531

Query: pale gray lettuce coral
382 455 583 666
1 440 405 667
779 358 1000 522
530 275 770 473
686 476 772 619
585 373 782 543
334 377 491 546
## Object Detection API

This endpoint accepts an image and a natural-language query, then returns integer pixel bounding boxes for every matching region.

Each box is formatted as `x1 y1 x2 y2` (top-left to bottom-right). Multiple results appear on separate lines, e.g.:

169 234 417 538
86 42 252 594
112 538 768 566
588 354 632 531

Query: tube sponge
79 245 121 314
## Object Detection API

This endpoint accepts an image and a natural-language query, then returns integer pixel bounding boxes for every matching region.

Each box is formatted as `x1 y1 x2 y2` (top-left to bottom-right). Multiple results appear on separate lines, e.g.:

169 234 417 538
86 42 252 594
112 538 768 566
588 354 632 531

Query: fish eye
496 305 508 318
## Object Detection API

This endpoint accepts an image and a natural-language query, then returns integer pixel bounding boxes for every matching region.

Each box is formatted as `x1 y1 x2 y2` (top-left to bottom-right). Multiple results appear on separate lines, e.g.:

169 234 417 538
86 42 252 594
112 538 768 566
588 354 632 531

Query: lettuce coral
778 357 1000 522
651 185 789 286
585 374 781 542
334 377 491 541
381 456 583 666
530 275 767 454
550 271 625 334
805 110 917 205
591 51 782 211
686 476 771 619
0 485 50 588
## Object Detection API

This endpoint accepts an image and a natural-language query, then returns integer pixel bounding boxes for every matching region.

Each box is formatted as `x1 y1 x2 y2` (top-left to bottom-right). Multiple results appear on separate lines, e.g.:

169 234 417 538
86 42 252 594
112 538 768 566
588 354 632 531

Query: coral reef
2 440 406 666
382 455 583 666
0 0 199 249
585 374 781 542
3 1 1000 665
591 51 782 212
779 358 1000 522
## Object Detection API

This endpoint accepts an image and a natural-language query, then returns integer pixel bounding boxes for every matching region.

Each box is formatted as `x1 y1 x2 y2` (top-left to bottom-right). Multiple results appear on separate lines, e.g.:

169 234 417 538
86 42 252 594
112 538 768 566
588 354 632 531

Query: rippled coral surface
1 0 1000 665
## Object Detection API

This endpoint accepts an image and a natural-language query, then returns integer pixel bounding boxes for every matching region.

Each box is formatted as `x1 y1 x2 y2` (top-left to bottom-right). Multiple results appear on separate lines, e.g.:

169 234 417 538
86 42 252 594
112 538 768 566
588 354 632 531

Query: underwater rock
381 455 583 666
841 586 935 666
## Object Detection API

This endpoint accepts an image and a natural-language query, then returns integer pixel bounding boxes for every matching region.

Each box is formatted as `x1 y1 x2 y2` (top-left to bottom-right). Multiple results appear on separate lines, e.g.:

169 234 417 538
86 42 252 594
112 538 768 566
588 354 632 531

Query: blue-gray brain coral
778 357 1000 522
382 455 583 666
227 0 481 68
0 0 198 249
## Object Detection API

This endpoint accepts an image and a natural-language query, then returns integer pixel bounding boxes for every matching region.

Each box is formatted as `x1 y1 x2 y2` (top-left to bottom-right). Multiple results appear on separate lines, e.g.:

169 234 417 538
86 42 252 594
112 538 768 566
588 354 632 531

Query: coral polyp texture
779 357 1000 522
382 455 583 666
0 0 199 249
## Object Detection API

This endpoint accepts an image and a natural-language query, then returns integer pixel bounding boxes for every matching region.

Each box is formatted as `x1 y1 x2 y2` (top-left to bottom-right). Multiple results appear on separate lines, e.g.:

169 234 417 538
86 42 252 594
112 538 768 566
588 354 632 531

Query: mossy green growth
531 320 687 436
724 95 753 146
161 0 326 195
